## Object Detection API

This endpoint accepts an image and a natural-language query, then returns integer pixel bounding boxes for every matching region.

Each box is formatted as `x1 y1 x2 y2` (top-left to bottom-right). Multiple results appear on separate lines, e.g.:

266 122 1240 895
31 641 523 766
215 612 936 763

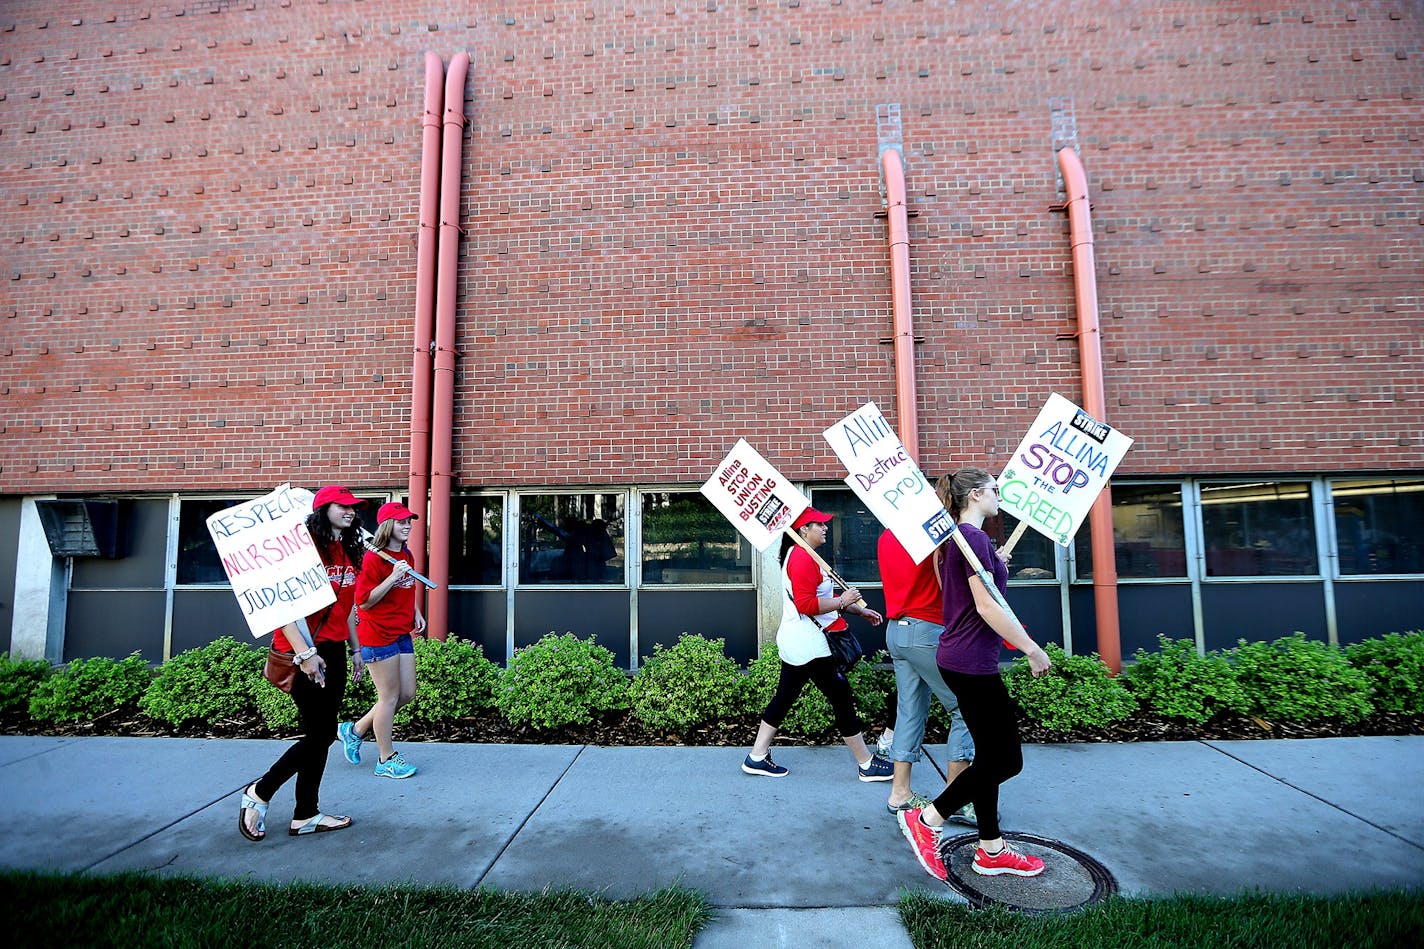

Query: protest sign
821 402 953 564
997 393 1133 547
206 483 335 638
699 439 810 551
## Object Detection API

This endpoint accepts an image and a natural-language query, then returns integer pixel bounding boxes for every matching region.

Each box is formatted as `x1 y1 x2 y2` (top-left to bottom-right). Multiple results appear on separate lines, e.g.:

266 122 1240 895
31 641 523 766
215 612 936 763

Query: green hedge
0 628 1418 738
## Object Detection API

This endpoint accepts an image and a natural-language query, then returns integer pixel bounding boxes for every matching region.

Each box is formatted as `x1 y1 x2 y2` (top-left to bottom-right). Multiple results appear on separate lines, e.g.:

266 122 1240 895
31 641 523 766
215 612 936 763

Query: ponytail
938 467 993 520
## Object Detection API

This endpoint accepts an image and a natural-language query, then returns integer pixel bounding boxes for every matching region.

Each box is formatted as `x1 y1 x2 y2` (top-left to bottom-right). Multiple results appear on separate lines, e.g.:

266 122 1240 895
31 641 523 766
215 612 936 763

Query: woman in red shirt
239 485 366 841
339 502 426 780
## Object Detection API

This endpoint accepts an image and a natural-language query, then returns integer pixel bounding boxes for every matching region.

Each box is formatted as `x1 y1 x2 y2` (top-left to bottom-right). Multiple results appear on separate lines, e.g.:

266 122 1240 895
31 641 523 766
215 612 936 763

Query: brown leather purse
263 647 298 693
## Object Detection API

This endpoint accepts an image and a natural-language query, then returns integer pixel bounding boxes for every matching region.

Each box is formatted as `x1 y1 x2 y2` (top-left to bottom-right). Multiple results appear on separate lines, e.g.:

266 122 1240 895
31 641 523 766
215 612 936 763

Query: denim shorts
360 633 414 664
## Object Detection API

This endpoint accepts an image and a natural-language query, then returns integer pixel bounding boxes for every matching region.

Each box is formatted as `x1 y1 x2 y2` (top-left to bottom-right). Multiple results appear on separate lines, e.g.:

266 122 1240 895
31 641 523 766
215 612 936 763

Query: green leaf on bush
139 637 266 728
1122 636 1250 724
1234 633 1373 723
496 633 630 730
0 653 51 716
1345 631 1424 715
29 654 153 725
630 635 741 733
1006 644 1137 732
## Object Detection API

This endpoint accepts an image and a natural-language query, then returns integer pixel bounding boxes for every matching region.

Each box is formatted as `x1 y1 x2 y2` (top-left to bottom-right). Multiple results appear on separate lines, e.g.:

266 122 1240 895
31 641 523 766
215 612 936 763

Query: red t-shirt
786 545 848 632
877 529 941 624
271 540 356 651
355 547 418 647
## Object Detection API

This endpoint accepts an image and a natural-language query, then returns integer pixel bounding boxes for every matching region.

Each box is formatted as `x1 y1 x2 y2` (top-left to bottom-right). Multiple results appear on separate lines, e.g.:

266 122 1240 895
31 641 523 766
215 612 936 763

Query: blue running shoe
374 751 418 780
337 721 362 765
741 753 789 777
857 753 894 782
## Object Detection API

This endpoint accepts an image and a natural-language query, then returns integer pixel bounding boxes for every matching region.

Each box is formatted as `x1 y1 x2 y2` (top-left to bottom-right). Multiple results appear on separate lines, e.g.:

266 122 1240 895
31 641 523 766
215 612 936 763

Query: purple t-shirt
936 523 1008 675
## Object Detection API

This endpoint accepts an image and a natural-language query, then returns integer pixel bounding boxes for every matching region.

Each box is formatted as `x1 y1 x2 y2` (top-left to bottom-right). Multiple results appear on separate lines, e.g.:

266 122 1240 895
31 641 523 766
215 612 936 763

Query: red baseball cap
311 485 363 510
376 501 418 524
791 507 833 530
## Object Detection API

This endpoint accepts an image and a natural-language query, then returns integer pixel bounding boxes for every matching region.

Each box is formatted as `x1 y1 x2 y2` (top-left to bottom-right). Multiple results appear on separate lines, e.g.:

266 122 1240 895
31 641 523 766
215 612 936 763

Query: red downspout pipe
1056 147 1122 675
880 148 920 461
427 51 470 641
406 52 444 591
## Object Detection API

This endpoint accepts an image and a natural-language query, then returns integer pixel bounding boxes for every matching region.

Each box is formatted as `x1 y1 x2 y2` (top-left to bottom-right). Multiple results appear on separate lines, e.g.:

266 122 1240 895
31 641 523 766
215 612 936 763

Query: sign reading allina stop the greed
700 439 811 551
822 402 955 564
996 393 1134 547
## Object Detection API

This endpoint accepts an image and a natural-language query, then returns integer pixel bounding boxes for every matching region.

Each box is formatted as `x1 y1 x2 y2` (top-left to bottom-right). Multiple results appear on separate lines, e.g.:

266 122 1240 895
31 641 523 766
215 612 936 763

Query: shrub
139 637 265 727
397 636 501 726
1233 633 1373 722
496 633 630 730
848 652 895 725
1005 644 1137 732
1345 631 1424 715
630 635 742 732
0 653 51 716
340 662 378 723
255 681 300 732
740 648 834 735
28 654 153 725
1121 636 1251 724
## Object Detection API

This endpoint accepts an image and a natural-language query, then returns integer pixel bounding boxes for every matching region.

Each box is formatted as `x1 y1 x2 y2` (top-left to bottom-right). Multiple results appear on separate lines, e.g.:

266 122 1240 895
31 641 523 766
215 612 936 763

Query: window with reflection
983 513 1058 581
518 493 625 585
178 493 382 585
450 496 503 585
640 491 752 585
807 488 882 584
1200 482 1317 577
1074 484 1187 580
1331 478 1424 575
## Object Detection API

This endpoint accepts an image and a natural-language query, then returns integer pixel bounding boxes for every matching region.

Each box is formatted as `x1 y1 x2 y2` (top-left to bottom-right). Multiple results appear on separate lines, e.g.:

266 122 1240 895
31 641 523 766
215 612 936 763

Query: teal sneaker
337 721 362 765
373 751 418 780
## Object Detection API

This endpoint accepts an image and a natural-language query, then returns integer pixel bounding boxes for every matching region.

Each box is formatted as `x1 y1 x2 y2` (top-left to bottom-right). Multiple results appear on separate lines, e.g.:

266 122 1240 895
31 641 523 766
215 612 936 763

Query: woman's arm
359 559 411 610
968 576 1051 676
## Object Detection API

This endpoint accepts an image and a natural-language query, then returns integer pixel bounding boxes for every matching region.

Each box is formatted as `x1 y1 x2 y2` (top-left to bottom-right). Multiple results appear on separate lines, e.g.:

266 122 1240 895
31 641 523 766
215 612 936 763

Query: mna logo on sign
922 509 954 545
755 495 789 530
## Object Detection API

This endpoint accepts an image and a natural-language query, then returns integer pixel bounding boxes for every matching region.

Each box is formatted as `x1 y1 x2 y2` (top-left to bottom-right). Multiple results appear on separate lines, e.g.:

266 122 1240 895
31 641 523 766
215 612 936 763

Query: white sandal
238 784 268 842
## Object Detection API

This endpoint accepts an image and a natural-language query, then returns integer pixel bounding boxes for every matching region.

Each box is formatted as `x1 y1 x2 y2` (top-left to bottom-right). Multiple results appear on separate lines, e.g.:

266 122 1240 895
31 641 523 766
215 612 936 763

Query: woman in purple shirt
897 467 1054 882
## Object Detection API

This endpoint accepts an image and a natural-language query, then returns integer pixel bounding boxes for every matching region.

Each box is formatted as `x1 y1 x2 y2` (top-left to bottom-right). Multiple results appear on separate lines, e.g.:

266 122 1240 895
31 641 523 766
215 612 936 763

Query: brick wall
1 0 1420 495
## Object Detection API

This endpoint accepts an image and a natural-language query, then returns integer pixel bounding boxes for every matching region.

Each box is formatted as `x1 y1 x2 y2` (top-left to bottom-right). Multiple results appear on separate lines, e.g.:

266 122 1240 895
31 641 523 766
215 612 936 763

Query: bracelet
293 646 318 663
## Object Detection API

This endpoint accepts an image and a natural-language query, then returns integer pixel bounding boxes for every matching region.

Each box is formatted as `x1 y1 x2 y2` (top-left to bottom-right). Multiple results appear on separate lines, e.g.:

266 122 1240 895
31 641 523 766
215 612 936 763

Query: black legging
254 640 348 821
928 668 1022 840
761 656 863 737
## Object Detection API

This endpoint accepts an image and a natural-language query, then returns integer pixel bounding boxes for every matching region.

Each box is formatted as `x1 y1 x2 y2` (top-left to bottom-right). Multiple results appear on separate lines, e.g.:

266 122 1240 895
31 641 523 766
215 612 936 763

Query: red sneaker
972 844 1045 877
897 807 947 881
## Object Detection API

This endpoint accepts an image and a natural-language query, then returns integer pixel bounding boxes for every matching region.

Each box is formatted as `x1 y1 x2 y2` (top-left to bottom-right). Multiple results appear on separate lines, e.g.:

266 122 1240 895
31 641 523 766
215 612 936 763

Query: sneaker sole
741 764 789 777
858 772 894 783
947 812 976 826
972 863 1044 877
374 769 417 780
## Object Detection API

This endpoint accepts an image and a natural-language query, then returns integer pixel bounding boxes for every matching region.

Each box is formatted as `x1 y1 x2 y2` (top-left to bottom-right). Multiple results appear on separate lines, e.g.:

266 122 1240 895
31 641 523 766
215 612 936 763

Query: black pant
254 640 347 821
761 656 863 737
929 668 1022 841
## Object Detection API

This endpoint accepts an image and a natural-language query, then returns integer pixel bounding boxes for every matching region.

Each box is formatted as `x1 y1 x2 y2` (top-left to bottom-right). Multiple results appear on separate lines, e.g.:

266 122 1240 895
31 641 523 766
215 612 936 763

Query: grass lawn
5 871 711 949
898 888 1424 949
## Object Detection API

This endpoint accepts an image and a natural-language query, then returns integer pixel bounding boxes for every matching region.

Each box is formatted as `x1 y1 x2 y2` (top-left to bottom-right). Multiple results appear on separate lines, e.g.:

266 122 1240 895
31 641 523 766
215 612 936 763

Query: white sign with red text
205 483 335 638
996 393 1134 547
822 402 955 564
700 440 810 551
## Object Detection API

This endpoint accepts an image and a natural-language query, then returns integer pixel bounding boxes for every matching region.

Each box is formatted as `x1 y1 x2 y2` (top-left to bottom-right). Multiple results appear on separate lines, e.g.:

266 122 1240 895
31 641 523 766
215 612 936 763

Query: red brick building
1 1 1420 668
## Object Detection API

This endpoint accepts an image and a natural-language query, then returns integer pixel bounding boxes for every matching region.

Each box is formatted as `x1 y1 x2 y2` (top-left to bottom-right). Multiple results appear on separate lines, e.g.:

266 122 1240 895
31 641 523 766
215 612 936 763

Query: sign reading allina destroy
996 393 1134 547
822 402 954 564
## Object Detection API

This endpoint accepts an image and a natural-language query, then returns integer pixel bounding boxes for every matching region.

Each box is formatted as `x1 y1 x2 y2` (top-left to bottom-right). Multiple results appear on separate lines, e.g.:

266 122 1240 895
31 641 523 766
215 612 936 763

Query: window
1074 484 1187 580
807 488 882 584
1200 482 1317 577
984 513 1058 581
1332 478 1424 575
640 491 752 585
450 496 503 585
178 494 384 585
518 493 625 585
177 499 243 585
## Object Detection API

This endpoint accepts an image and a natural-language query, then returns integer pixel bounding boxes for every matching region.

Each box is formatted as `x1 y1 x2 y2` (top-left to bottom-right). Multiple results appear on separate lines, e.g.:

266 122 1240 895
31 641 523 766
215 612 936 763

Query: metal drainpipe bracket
879 335 926 345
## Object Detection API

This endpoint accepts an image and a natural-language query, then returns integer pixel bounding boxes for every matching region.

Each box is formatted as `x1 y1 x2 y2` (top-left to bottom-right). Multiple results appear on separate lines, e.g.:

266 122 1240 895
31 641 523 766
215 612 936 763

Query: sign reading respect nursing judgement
206 483 336 638
822 402 954 564
996 393 1134 547
700 439 810 551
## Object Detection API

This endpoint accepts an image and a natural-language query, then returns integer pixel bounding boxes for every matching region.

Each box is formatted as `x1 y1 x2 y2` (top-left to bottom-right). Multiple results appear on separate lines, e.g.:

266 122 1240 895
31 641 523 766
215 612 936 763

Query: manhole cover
939 832 1117 913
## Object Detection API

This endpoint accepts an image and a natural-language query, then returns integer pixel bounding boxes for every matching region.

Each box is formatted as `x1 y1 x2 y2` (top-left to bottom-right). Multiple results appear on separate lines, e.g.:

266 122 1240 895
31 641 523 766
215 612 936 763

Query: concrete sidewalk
2 736 1421 947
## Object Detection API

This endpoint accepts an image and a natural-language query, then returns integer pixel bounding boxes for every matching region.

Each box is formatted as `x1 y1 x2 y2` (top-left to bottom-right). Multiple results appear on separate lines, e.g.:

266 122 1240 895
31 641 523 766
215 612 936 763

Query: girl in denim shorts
338 502 425 779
